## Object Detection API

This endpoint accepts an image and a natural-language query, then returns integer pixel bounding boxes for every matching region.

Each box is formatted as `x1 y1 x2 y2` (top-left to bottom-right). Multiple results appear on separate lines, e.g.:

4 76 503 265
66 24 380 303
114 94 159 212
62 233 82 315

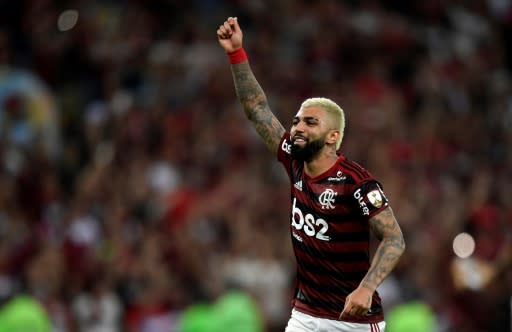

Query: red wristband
228 48 248 64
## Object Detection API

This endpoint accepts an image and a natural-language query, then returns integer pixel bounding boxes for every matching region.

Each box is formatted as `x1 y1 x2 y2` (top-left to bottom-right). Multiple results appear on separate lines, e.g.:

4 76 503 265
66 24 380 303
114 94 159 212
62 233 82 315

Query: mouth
292 136 307 145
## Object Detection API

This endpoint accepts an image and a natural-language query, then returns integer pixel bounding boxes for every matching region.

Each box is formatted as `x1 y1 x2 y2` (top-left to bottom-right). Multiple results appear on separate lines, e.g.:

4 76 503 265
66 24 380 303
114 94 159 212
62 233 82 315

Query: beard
291 137 325 162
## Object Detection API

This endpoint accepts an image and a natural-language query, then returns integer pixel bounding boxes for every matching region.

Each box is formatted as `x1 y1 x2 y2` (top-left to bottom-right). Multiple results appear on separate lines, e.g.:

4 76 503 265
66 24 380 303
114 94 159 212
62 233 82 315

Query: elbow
387 232 405 256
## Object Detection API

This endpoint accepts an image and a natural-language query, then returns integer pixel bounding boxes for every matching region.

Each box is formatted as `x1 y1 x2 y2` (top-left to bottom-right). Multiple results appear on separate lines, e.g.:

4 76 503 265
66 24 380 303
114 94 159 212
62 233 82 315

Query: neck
303 147 339 178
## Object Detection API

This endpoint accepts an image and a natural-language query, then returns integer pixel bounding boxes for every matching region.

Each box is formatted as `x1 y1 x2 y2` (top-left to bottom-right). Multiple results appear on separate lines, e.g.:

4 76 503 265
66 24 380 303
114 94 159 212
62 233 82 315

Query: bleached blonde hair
300 97 345 149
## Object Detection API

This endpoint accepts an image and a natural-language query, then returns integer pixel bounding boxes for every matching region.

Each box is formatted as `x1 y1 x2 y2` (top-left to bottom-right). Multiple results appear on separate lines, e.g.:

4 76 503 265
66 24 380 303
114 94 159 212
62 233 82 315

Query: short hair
300 97 345 149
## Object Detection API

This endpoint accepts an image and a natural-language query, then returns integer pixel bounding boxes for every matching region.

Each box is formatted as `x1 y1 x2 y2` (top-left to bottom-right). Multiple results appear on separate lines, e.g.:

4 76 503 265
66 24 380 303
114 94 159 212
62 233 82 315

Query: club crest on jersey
318 189 337 209
367 190 383 208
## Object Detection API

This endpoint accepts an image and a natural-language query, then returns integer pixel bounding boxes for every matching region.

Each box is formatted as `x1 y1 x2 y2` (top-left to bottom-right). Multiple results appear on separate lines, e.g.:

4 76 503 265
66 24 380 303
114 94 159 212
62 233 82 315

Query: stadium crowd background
0 0 511 331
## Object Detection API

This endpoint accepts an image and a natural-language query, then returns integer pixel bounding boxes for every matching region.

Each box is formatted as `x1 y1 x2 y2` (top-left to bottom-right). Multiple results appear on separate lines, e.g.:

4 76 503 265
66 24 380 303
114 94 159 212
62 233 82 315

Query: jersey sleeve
277 132 293 178
352 180 389 219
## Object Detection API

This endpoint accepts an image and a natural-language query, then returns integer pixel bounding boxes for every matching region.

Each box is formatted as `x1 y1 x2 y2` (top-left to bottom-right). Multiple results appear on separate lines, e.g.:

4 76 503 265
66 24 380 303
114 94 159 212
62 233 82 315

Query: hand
217 17 243 53
339 286 373 320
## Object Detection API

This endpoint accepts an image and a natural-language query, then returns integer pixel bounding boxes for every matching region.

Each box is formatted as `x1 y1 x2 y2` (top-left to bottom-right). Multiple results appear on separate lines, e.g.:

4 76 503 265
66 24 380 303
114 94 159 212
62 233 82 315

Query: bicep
368 207 403 242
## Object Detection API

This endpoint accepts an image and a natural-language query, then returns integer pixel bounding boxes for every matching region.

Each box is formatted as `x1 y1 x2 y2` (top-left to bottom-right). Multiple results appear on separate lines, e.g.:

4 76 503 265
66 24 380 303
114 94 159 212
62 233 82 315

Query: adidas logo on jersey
294 180 303 191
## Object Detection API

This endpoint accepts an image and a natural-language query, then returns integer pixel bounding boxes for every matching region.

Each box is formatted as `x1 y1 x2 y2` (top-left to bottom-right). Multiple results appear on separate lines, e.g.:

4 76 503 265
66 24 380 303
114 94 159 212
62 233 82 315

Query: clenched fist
217 17 243 53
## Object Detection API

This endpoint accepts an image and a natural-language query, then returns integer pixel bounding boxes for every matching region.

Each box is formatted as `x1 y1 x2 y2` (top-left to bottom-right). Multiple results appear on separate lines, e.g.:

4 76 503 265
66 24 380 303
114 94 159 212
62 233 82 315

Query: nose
292 120 306 133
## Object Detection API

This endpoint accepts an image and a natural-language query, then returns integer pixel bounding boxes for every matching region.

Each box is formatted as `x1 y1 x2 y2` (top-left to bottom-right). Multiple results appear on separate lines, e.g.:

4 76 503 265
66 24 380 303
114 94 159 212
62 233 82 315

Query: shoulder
338 157 375 184
277 132 295 171
278 132 292 155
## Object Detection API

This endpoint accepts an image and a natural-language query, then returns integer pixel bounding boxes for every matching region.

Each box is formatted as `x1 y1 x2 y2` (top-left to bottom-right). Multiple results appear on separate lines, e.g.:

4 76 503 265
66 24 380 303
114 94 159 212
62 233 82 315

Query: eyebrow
293 116 319 122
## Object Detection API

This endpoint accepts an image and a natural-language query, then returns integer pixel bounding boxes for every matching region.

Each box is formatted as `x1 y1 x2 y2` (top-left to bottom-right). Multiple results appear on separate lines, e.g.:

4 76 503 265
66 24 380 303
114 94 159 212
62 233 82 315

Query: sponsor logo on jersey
318 189 337 209
281 139 291 154
327 171 346 182
327 175 347 182
294 180 303 191
354 188 370 215
292 232 303 242
291 198 330 241
367 190 383 208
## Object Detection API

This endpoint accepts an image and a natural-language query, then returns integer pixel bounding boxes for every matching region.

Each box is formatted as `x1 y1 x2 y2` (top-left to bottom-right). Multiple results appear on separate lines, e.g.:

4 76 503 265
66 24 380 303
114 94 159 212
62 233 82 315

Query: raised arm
217 17 285 155
340 207 405 319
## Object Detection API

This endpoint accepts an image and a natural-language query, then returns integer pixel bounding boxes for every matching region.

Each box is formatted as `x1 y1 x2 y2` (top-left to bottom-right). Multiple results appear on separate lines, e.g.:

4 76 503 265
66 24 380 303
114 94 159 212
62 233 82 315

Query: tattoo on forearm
362 208 405 291
231 62 285 154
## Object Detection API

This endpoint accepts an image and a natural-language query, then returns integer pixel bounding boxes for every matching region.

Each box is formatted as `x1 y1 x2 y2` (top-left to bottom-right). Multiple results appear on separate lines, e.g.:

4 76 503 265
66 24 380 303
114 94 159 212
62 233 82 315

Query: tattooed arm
217 17 285 154
230 62 285 154
363 207 405 290
340 207 405 319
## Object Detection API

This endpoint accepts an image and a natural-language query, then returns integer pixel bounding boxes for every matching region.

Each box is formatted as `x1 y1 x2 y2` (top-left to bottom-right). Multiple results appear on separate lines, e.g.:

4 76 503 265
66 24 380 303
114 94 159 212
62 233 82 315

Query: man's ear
326 129 340 146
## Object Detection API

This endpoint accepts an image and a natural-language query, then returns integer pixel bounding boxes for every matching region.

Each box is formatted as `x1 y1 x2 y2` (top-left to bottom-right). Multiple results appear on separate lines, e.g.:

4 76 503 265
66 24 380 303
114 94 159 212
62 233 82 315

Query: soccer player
217 17 406 332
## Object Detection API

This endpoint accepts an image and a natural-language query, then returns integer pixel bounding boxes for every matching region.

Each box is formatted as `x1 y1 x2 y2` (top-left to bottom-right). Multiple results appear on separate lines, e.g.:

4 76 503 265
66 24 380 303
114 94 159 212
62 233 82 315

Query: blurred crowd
0 0 511 331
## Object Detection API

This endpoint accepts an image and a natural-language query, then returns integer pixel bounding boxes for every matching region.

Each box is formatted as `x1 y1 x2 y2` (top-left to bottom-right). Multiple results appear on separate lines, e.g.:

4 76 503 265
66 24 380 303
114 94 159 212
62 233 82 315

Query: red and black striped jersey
277 133 388 323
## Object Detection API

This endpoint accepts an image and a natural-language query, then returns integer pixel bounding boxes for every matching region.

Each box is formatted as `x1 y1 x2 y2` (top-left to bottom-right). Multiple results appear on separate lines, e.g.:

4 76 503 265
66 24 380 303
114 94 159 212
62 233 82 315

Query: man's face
290 106 332 162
